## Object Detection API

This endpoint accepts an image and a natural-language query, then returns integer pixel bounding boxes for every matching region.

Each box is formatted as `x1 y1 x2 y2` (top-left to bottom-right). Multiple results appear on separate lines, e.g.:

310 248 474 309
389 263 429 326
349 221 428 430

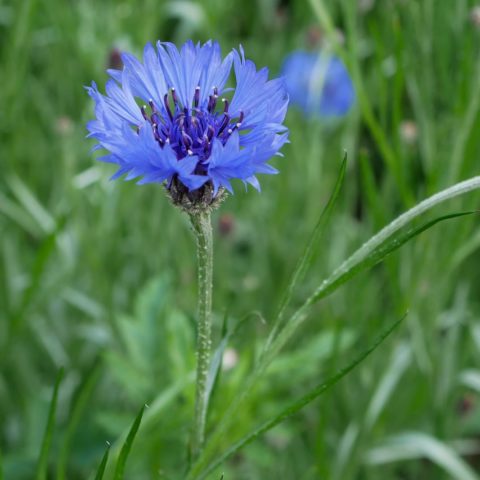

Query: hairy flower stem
189 210 214 460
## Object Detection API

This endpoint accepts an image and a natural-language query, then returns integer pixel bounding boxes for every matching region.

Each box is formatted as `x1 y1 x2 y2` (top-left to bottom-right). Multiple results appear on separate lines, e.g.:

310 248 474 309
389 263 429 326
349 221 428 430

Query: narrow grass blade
0 448 4 480
206 310 265 410
365 343 412 430
303 175 480 306
113 405 146 480
265 154 347 349
204 311 230 418
12 217 65 331
310 211 476 305
36 368 64 480
195 316 405 480
365 432 479 480
7 174 56 233
56 362 102 480
94 445 111 480
205 335 229 411
266 211 476 369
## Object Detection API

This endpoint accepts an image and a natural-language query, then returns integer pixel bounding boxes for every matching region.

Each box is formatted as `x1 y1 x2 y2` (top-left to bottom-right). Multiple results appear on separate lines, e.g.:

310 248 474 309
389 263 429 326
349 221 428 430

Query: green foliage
36 368 64 480
2 0 480 479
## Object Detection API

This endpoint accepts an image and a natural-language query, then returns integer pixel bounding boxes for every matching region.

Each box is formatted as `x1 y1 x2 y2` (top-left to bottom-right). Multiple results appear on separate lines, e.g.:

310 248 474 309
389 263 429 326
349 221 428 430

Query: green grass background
1 0 480 478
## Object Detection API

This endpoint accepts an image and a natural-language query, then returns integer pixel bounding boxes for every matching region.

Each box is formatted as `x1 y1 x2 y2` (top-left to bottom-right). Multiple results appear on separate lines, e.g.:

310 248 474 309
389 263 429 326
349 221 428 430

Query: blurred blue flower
86 40 289 198
281 51 355 117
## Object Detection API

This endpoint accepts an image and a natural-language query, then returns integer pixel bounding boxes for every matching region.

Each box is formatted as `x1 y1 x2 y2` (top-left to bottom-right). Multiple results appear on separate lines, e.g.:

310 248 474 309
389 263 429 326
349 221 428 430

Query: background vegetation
1 0 480 478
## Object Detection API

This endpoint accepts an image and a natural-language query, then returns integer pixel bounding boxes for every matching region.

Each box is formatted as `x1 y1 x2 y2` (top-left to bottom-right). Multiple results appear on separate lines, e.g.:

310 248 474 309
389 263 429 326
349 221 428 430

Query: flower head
281 50 354 118
86 40 289 210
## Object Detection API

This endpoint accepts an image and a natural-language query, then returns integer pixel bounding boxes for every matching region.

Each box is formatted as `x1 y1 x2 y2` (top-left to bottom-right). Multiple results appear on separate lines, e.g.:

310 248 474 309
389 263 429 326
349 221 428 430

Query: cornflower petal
86 40 289 201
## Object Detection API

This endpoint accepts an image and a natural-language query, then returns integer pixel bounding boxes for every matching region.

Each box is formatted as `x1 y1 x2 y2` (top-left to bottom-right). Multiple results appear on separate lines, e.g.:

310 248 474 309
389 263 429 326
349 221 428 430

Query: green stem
189 210 214 460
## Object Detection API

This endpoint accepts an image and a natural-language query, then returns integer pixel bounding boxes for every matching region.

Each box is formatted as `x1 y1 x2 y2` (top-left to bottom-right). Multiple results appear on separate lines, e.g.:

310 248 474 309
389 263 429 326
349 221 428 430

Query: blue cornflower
86 40 289 207
281 51 355 118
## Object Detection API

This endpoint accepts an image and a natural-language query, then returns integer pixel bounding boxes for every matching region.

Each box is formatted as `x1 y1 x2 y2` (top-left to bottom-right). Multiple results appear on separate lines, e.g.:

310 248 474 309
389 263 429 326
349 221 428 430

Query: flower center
139 86 244 164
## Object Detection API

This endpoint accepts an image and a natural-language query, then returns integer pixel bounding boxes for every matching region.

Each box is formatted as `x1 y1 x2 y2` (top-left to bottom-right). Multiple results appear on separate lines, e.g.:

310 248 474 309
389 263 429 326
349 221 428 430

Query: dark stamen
164 94 173 121
152 123 161 142
222 98 229 113
217 114 230 135
206 125 215 141
141 105 148 120
171 88 178 106
148 99 156 113
182 132 193 149
194 86 200 107
208 94 218 113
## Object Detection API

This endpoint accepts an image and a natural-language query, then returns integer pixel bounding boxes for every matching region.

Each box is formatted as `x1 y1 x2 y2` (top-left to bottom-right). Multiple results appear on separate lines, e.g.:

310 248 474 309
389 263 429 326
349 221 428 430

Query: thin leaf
7 174 56 233
308 176 480 305
365 432 479 480
195 316 405 480
265 153 347 350
113 405 146 480
94 445 111 480
310 211 477 305
0 191 42 237
205 310 265 410
36 368 64 480
56 362 102 480
12 217 66 331
267 211 476 368
365 343 412 429
205 335 229 410
0 448 4 480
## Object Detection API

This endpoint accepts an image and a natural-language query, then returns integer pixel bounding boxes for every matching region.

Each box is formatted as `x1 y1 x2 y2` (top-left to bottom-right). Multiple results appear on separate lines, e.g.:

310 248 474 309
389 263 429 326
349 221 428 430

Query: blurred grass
1 0 480 479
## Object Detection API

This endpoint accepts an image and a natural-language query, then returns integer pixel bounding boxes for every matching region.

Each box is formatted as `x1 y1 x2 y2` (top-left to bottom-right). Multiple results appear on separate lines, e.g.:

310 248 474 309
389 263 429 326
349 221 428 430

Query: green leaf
0 447 4 480
35 367 64 480
113 405 146 480
94 445 111 480
265 153 347 350
56 362 102 480
7 174 56 233
310 211 476 305
12 216 65 331
205 310 265 411
365 432 479 480
266 211 475 370
364 343 412 430
306 177 480 308
195 315 405 480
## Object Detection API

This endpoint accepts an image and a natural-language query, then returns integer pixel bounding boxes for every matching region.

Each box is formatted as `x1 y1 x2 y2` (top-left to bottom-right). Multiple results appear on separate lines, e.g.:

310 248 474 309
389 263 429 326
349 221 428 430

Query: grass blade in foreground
94 445 111 480
195 316 405 480
113 405 146 480
311 210 476 303
56 362 101 480
36 368 64 480
265 211 476 372
308 176 480 305
265 153 347 350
